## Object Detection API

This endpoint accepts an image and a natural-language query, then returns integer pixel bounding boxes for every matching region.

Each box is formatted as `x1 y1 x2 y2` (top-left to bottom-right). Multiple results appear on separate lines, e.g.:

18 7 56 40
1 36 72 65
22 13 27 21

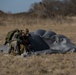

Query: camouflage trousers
9 40 24 55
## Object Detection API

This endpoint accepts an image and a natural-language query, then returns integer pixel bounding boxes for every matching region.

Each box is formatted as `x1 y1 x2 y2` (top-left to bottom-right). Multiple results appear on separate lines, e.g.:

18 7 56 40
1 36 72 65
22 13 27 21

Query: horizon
0 0 41 13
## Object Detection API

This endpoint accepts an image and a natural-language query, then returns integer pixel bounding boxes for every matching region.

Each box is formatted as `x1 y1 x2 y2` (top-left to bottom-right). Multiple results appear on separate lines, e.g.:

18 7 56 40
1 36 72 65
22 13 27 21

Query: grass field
0 14 76 75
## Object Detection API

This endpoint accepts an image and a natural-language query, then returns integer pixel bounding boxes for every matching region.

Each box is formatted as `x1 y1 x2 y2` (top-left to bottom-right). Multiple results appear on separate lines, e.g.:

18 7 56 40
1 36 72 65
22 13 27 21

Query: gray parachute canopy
34 29 46 37
0 29 76 56
44 34 76 53
34 29 56 38
42 30 56 38
29 34 50 51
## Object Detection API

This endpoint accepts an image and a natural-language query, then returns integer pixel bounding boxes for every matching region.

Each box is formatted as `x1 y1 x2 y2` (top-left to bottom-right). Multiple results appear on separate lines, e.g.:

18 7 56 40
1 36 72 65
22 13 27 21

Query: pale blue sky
0 0 41 13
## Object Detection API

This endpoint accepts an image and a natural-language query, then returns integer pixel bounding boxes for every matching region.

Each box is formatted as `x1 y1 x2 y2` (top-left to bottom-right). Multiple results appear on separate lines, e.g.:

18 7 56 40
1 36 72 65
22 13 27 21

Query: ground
0 14 76 75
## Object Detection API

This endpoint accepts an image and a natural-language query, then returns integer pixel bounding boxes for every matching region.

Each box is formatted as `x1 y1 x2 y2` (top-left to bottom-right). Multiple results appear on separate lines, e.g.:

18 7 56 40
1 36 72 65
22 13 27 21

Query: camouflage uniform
24 29 31 53
8 30 21 55
8 40 18 54
8 29 31 55
17 31 31 53
4 29 19 45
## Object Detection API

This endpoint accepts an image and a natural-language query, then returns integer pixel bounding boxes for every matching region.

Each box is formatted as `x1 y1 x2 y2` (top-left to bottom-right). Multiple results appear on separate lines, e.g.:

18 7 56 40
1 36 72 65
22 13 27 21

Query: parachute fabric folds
44 34 76 53
34 29 46 37
43 31 56 39
29 29 76 53
30 34 50 51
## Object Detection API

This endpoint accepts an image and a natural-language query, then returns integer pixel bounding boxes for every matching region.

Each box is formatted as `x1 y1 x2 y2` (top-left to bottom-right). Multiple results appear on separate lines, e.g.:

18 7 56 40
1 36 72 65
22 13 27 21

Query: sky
0 0 41 13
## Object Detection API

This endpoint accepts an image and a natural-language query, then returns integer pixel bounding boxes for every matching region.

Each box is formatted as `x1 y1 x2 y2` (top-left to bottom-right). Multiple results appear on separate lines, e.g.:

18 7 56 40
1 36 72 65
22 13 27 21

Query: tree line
29 0 76 18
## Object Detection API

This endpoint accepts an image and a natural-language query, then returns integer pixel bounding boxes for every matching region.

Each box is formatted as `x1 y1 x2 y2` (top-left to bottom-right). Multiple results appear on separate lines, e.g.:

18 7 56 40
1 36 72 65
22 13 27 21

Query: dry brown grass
0 15 76 75
0 53 76 75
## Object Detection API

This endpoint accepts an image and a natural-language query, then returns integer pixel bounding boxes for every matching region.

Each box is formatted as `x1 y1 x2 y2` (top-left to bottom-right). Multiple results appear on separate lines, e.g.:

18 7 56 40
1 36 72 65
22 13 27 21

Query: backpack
5 29 19 43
